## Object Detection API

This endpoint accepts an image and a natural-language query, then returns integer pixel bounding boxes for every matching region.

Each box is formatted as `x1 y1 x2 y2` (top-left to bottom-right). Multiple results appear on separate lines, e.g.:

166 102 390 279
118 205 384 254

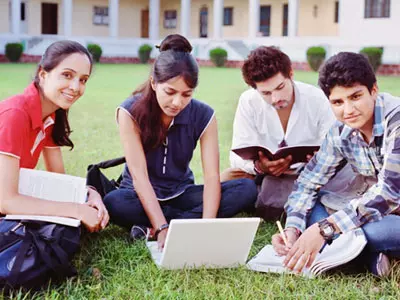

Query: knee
234 178 258 204
362 221 391 245
103 189 123 215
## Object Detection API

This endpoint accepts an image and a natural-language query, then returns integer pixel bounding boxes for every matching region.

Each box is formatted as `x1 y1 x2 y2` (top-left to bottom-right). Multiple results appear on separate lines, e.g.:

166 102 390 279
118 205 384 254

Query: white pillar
248 0 260 38
180 0 191 38
11 0 21 35
63 0 73 36
109 0 119 37
288 0 299 37
149 0 160 40
213 0 223 39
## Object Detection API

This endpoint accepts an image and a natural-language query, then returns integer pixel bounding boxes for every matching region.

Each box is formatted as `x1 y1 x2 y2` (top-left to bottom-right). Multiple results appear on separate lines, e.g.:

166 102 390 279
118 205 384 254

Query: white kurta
230 81 336 174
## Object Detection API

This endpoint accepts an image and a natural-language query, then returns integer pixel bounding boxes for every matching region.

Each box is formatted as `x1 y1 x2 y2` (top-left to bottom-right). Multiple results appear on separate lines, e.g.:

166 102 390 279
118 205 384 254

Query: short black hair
318 52 376 97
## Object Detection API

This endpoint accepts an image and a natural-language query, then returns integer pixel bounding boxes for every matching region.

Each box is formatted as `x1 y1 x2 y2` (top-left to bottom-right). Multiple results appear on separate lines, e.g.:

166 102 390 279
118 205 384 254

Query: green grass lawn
1 63 400 299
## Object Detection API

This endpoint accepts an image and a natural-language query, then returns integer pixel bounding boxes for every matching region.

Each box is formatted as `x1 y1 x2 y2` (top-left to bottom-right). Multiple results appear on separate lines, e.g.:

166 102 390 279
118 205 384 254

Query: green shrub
5 43 23 62
359 47 384 72
209 47 228 67
87 44 102 62
306 46 326 72
138 44 152 63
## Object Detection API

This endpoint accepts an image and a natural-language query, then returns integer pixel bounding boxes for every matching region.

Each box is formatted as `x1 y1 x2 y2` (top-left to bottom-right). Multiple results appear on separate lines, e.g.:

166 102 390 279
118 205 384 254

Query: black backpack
86 157 126 198
0 219 80 291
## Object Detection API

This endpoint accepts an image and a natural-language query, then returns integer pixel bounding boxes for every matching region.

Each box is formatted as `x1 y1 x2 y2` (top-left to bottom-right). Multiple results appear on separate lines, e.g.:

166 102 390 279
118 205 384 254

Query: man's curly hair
318 52 376 97
242 46 292 88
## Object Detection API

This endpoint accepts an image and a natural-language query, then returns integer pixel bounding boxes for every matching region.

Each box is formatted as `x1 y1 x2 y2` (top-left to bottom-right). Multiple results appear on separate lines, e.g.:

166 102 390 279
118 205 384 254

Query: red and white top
0 82 58 169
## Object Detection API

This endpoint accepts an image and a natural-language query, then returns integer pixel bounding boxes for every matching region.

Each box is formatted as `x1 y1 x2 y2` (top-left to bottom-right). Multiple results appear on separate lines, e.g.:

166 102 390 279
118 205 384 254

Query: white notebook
247 228 367 277
5 168 87 227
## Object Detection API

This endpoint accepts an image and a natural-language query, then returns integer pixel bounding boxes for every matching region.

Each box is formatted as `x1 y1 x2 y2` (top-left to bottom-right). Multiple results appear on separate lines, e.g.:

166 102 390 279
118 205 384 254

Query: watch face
319 220 335 240
323 226 334 236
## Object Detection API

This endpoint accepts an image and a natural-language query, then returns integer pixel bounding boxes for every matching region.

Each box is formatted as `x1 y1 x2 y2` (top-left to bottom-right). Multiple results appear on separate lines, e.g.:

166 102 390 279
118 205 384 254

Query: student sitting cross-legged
221 46 352 220
272 52 400 277
0 40 109 232
103 34 257 248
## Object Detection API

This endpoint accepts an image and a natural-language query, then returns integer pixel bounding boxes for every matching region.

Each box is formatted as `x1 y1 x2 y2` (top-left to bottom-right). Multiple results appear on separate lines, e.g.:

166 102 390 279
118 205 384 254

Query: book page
18 168 87 204
309 228 367 275
247 245 313 277
4 215 80 227
6 168 87 227
247 229 366 277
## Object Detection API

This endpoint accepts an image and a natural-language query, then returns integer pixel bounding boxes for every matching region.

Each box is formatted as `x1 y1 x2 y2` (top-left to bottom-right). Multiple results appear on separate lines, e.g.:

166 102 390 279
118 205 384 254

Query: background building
0 0 398 70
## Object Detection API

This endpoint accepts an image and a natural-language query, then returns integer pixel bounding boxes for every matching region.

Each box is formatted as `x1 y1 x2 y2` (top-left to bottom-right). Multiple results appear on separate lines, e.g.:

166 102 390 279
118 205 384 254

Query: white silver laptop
146 218 260 269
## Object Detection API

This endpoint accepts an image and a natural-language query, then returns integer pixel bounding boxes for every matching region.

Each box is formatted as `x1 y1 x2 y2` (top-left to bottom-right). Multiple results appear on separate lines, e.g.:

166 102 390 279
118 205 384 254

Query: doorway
141 9 149 38
41 3 58 34
200 7 208 38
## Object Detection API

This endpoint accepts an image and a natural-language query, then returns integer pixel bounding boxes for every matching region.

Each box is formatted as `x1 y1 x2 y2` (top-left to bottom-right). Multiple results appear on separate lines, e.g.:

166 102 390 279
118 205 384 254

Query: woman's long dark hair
33 40 93 149
131 34 198 151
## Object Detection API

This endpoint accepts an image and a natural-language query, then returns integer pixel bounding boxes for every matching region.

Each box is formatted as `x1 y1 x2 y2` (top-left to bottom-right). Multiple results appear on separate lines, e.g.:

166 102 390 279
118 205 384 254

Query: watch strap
318 219 335 244
155 223 169 238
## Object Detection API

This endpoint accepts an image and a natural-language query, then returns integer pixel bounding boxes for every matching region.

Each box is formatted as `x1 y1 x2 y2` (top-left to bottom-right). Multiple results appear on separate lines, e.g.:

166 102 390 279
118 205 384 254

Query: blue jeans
308 201 400 259
103 178 257 229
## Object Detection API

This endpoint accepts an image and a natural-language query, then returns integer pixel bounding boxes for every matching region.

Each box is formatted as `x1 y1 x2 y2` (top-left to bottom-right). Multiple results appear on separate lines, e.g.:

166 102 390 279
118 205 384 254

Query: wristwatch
317 219 335 245
155 223 169 238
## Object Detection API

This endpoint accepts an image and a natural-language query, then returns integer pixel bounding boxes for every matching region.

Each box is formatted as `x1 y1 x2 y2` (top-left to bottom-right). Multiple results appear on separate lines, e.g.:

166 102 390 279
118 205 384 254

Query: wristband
155 223 169 238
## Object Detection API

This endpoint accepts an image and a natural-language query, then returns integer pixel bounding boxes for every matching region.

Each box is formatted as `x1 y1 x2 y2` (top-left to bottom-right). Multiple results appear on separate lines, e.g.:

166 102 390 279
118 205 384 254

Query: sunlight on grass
1 63 400 299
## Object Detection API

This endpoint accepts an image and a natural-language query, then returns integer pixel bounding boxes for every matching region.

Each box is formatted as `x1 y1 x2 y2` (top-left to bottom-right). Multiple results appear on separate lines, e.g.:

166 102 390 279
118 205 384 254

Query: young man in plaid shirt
272 52 400 277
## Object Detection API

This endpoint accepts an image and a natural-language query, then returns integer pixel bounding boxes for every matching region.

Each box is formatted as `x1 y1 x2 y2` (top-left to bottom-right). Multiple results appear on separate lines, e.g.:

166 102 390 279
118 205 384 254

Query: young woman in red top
0 40 108 232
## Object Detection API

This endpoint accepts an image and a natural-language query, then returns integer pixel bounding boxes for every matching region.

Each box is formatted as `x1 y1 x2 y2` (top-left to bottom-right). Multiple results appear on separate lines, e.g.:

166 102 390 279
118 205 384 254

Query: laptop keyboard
146 241 162 266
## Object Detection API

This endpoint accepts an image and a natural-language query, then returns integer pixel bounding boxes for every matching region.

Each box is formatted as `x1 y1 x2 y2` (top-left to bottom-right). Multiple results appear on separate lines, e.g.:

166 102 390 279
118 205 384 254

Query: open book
247 228 367 277
232 145 320 164
5 168 87 227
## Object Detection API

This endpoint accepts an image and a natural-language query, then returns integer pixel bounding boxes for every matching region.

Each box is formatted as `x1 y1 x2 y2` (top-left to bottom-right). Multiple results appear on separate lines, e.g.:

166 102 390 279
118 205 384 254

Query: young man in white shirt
222 46 347 220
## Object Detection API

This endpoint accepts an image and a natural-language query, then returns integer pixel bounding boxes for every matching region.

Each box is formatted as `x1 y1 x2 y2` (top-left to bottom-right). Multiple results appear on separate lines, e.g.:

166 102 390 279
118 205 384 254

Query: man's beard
272 100 290 110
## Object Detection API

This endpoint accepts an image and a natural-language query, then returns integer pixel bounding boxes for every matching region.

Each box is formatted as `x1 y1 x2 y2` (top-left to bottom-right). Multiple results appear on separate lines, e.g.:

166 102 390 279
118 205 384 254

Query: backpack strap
7 231 33 287
31 226 76 277
95 157 126 169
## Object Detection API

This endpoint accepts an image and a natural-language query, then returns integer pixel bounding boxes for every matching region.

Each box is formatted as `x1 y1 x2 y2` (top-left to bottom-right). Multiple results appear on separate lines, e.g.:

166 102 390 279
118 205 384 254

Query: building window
365 0 390 18
93 6 109 25
21 3 25 21
259 5 271 36
282 4 288 36
334 1 339 23
223 7 233 26
164 10 177 29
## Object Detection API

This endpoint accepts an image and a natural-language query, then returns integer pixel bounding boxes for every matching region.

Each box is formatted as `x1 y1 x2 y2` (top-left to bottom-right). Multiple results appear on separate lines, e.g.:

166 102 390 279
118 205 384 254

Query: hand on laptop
158 229 168 251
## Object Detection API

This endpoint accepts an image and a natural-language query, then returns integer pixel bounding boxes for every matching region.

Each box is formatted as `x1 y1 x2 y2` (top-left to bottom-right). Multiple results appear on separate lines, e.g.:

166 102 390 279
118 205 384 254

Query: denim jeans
103 178 257 229
307 201 400 259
